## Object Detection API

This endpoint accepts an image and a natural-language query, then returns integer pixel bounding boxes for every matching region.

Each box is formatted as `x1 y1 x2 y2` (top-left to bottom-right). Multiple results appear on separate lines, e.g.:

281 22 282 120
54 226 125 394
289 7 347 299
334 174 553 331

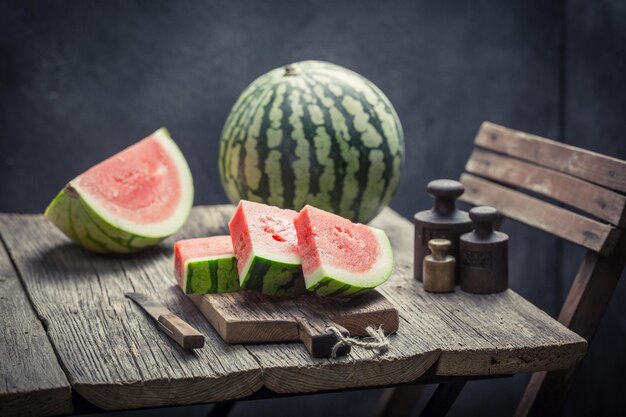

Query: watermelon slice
174 236 240 294
294 205 394 297
45 128 194 253
229 200 304 297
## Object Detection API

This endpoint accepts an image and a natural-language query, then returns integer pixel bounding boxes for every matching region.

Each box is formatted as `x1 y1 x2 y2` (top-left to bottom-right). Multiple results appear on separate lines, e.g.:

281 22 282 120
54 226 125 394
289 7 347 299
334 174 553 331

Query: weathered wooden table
0 205 587 417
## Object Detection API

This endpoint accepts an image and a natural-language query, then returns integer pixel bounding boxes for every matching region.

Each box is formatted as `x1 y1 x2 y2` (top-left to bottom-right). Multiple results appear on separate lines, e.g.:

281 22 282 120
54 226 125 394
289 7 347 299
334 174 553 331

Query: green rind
240 255 303 297
305 226 394 298
218 60 405 224
183 256 240 294
306 276 374 298
44 188 165 253
73 128 194 240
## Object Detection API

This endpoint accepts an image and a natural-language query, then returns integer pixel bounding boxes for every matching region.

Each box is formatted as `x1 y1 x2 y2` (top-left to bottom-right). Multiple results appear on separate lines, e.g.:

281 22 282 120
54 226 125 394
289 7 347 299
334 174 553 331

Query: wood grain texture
475 121 626 193
157 313 205 350
0 205 588 410
0 207 263 411
297 316 351 358
189 288 398 349
559 236 626 338
465 122 626 415
0 238 72 417
460 173 621 255
466 148 626 227
560 3 626 415
370 209 586 377
516 234 626 417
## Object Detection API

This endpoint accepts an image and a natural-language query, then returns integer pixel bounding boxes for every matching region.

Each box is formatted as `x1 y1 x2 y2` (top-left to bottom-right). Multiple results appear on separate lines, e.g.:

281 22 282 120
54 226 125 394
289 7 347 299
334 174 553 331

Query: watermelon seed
272 234 286 242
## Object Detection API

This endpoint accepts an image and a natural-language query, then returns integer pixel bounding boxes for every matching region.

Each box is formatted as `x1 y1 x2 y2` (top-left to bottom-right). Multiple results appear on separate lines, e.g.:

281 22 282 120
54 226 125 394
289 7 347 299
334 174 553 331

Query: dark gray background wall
1 1 624 416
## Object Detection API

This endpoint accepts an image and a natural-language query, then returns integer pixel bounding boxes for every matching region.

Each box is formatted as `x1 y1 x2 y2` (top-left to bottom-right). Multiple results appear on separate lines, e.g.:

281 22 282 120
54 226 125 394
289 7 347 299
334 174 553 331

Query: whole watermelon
218 60 405 223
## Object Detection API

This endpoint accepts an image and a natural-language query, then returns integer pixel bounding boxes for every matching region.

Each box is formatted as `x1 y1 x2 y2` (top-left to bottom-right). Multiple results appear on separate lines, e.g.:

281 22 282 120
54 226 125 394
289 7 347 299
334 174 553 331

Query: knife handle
158 314 205 349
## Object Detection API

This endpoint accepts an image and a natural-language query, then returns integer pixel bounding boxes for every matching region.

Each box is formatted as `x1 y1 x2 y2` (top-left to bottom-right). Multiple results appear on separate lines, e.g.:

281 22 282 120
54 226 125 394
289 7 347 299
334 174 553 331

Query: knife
125 292 205 349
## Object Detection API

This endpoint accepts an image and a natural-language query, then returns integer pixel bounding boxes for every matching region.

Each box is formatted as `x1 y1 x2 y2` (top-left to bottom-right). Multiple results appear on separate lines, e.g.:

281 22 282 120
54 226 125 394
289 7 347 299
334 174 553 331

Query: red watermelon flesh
229 200 303 297
74 130 190 229
174 236 239 294
294 205 394 297
44 128 194 253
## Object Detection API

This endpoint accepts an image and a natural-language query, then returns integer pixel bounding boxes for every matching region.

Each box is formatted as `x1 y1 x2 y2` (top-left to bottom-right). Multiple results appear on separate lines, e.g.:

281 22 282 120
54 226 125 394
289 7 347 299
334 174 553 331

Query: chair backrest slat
475 122 626 193
462 122 626 415
466 148 626 227
460 173 621 255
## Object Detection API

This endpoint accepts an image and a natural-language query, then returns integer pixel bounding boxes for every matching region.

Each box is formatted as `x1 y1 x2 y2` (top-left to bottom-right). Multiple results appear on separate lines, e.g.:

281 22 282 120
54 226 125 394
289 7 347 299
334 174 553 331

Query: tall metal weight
460 206 509 294
413 180 472 282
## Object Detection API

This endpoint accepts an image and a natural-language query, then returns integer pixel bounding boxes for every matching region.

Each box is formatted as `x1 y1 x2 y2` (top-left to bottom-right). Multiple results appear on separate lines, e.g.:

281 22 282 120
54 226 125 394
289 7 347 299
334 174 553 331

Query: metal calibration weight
414 179 472 282
423 239 456 293
460 206 509 294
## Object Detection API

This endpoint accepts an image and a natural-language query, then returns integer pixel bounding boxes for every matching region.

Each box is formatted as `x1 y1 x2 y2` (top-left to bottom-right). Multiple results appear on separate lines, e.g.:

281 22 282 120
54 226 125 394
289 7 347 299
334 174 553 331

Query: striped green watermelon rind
304 227 395 298
44 128 193 253
307 276 372 298
45 186 163 253
239 255 304 298
218 60 405 224
183 256 240 294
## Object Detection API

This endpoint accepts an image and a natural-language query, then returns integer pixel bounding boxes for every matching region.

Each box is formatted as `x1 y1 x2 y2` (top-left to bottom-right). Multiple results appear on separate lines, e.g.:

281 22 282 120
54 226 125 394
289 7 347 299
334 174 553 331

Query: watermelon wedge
174 236 240 294
294 205 394 297
45 128 194 253
229 200 304 297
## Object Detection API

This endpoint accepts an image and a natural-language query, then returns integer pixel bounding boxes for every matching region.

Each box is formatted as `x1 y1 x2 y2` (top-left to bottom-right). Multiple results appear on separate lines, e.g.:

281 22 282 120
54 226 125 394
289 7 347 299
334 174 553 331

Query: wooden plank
189 288 398 353
0 205 588 409
0 237 72 417
188 209 439 392
559 2 626 413
233 209 587 395
466 148 626 227
559 248 626 337
419 381 466 417
516 233 626 417
0 207 264 411
370 209 587 377
475 121 626 193
374 385 424 417
459 173 621 255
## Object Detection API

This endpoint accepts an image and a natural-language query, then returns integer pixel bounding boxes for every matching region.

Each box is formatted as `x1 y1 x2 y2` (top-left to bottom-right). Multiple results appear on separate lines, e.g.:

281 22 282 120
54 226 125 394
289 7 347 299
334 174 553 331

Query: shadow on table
35 242 171 277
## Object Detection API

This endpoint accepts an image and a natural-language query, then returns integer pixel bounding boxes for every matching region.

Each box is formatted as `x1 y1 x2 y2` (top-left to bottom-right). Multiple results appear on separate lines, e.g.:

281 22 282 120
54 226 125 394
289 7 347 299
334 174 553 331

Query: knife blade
125 292 205 349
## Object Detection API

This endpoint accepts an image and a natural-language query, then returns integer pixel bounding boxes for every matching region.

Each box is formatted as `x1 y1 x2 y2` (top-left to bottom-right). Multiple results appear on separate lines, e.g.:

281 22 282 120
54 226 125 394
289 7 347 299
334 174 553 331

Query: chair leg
516 235 626 417
207 400 236 417
515 369 577 417
419 381 466 417
374 385 425 417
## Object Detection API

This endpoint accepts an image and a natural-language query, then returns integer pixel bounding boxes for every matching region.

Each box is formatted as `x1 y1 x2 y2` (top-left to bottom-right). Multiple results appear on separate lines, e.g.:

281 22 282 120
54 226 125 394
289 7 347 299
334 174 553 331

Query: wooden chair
376 121 626 416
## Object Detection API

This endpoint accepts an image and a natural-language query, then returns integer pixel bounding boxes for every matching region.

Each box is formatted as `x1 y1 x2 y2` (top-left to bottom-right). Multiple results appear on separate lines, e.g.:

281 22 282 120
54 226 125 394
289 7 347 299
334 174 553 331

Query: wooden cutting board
189 289 399 358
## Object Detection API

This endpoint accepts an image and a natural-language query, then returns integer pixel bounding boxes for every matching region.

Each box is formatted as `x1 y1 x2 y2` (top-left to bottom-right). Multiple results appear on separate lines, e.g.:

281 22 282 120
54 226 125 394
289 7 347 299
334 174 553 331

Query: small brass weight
460 206 509 294
423 239 456 293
